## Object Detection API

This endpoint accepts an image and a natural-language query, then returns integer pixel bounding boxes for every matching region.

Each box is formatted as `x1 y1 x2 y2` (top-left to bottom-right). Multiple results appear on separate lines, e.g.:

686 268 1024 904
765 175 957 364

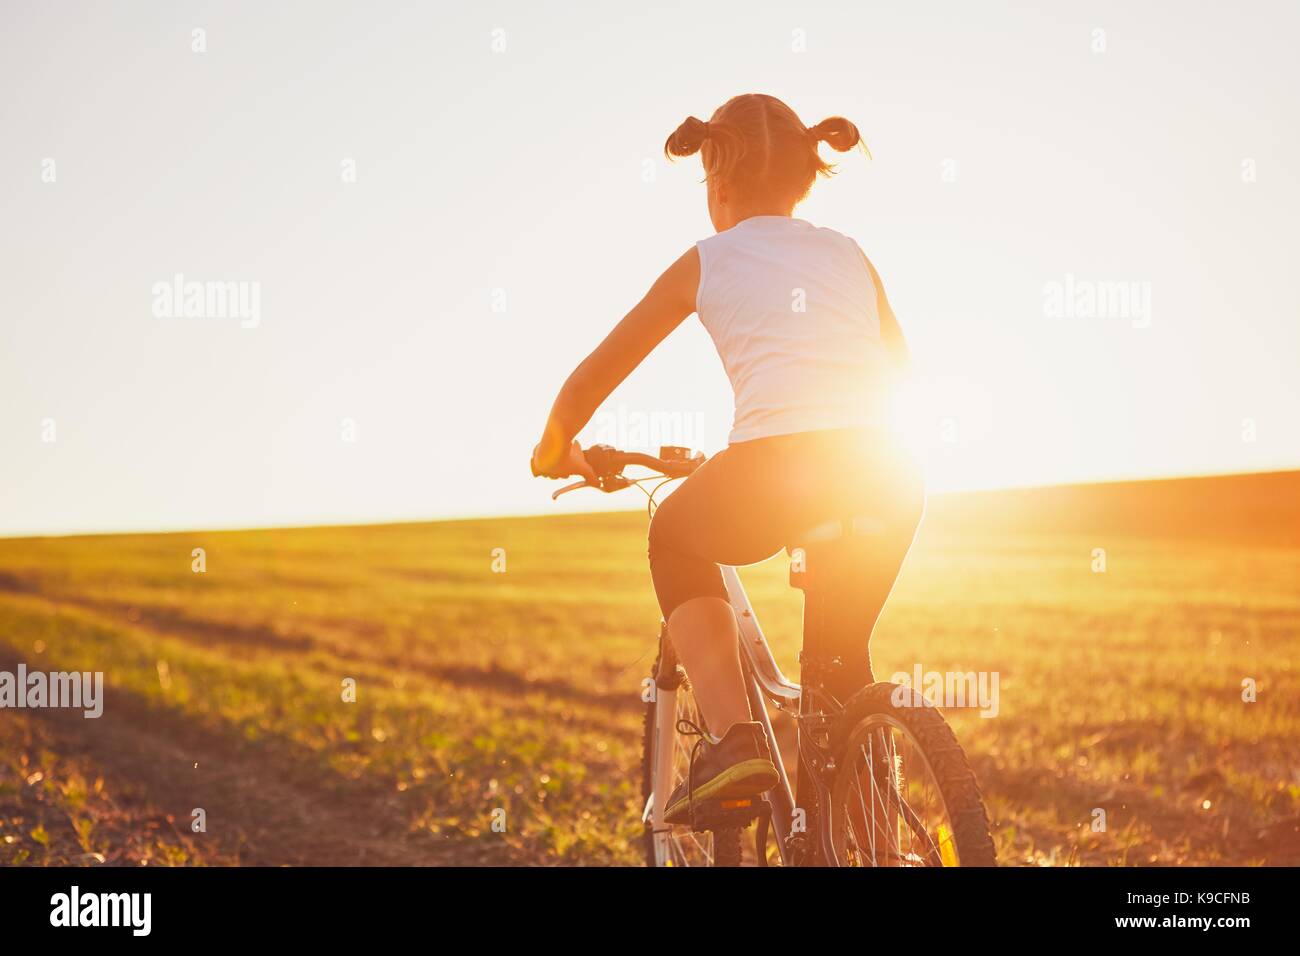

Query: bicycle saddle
787 514 890 591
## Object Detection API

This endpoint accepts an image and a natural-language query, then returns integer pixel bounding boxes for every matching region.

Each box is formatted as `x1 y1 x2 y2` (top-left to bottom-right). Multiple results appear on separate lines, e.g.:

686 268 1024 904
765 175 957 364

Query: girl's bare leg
667 596 752 734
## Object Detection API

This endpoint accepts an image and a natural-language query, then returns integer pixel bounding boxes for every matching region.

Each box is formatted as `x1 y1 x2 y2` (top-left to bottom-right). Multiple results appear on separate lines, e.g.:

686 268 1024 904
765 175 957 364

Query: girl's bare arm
531 247 700 477
860 251 912 372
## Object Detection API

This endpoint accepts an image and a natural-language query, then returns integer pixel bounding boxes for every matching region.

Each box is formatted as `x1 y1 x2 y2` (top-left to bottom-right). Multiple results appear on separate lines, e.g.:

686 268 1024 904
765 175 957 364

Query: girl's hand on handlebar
530 439 597 483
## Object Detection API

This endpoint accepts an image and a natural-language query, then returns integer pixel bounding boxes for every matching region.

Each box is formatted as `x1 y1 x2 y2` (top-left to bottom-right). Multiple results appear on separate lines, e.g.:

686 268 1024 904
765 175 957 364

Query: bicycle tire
828 682 996 867
640 652 744 867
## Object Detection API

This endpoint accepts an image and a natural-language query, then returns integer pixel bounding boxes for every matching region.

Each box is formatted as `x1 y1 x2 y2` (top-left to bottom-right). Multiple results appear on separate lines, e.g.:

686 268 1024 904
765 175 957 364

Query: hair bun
809 116 861 153
664 116 710 158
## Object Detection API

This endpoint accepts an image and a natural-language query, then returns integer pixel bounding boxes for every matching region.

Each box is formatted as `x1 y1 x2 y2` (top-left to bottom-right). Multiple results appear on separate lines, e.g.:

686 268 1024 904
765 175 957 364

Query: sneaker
663 721 779 825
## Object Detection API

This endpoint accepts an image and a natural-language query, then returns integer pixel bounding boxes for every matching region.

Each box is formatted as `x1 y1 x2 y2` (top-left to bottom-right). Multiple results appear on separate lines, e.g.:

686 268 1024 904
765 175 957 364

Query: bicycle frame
732 564 853 866
725 566 799 866
647 563 839 867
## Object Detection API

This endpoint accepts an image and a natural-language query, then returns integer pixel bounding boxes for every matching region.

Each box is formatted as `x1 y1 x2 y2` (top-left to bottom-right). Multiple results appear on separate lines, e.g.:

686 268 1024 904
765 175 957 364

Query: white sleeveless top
695 216 891 444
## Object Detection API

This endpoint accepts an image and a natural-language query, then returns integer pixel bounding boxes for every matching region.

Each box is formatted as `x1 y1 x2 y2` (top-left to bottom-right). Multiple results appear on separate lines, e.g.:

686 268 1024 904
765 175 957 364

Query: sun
887 375 1007 493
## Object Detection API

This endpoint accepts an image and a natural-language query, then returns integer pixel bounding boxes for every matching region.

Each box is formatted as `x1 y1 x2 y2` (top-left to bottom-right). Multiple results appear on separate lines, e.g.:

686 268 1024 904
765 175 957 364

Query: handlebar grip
582 444 618 477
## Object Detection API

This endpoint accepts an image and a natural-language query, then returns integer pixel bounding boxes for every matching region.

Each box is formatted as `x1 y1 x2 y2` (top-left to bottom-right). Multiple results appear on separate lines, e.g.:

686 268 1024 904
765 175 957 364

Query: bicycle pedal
687 796 766 834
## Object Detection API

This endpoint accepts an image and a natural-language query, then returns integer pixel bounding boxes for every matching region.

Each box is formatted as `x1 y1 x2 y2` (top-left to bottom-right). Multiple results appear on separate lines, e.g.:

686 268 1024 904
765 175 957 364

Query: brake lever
551 473 636 499
551 479 595 500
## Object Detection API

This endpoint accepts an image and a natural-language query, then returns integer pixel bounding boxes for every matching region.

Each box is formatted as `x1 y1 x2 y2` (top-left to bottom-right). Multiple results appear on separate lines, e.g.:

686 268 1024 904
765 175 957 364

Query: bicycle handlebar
541 444 704 500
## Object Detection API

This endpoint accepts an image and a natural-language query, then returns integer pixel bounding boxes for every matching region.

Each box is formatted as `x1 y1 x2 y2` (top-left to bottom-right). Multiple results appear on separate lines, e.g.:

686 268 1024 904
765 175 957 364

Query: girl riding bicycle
531 93 922 823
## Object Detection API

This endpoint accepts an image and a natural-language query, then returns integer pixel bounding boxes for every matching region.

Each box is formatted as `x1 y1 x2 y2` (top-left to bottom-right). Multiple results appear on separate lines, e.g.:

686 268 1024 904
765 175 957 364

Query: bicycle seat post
788 522 849 708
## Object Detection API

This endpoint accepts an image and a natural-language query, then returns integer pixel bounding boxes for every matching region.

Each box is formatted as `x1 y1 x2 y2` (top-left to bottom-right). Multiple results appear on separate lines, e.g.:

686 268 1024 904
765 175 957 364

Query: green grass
1 472 1298 866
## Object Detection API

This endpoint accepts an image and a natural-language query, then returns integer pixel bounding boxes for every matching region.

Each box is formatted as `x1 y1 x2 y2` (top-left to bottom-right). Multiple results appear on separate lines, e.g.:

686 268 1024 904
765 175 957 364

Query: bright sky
3 1 1298 536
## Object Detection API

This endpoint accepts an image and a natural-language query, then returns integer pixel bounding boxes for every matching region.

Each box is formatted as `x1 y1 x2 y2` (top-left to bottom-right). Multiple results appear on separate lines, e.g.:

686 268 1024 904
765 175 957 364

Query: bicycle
547 443 997 867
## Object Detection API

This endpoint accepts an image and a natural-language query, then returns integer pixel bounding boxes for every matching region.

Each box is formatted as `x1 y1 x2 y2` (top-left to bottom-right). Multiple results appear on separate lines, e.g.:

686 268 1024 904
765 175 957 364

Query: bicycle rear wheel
828 682 996 867
640 653 744 867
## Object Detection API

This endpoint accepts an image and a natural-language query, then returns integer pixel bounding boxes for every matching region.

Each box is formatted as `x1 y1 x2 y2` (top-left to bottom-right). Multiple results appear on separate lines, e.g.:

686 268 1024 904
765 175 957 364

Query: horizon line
3 464 1297 542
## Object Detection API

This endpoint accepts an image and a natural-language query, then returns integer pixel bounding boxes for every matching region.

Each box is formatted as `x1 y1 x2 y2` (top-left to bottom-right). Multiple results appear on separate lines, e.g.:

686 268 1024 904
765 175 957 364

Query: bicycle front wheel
640 654 743 867
828 682 996 867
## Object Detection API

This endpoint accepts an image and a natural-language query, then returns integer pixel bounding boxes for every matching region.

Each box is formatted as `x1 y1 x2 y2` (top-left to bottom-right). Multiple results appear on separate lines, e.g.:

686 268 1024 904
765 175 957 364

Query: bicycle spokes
656 686 727 866
838 722 957 867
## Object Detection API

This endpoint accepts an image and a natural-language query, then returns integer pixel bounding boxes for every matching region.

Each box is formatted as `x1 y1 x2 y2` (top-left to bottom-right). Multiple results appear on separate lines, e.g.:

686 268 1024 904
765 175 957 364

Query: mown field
1 471 1297 866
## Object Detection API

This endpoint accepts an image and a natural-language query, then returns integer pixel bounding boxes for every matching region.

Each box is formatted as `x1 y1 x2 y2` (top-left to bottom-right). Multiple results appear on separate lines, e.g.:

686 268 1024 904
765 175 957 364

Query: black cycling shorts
647 427 924 698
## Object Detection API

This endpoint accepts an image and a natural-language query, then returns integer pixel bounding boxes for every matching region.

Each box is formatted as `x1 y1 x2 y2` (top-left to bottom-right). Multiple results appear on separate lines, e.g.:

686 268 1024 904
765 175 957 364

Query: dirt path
0 644 521 867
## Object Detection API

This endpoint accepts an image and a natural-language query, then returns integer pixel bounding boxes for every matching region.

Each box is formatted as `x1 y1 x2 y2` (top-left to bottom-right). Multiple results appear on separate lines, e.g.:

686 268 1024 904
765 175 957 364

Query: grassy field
1 471 1297 866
